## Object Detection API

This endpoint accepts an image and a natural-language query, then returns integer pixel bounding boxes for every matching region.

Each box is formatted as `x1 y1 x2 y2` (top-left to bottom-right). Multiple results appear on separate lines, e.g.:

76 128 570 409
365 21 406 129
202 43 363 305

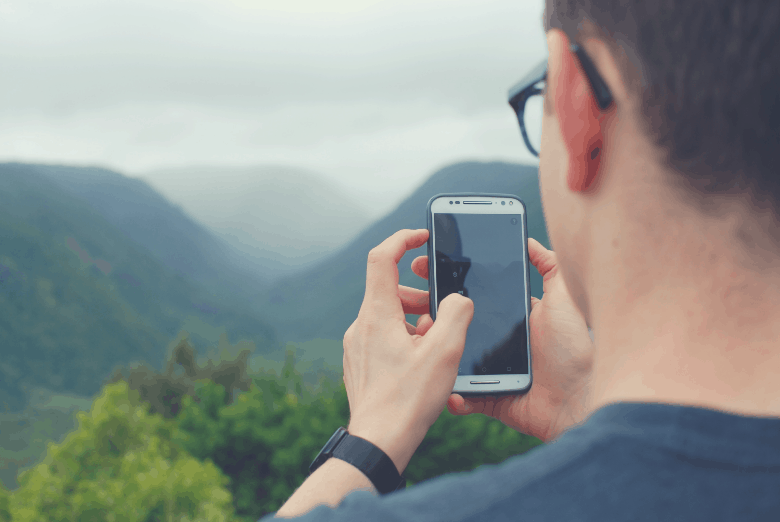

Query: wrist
347 419 424 475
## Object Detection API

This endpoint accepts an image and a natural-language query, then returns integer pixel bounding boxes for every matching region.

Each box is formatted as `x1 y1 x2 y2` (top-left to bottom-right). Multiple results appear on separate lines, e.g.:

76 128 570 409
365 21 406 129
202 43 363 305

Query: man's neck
587 284 780 419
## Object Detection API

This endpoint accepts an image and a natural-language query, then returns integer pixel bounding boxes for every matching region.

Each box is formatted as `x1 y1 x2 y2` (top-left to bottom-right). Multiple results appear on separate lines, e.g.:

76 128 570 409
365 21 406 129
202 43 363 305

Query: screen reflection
433 213 529 375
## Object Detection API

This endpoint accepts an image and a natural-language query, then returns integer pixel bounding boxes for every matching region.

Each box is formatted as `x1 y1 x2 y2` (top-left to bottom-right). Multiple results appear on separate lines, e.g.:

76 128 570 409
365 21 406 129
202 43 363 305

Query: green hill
30 163 271 300
254 161 549 345
0 164 279 412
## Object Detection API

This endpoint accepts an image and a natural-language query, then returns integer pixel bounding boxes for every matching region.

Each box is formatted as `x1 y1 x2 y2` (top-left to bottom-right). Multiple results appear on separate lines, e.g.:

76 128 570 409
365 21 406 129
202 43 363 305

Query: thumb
528 238 558 281
426 293 474 354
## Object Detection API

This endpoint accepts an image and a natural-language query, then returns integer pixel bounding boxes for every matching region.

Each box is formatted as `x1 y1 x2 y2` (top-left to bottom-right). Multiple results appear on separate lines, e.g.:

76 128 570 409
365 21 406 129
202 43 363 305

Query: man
267 1 780 520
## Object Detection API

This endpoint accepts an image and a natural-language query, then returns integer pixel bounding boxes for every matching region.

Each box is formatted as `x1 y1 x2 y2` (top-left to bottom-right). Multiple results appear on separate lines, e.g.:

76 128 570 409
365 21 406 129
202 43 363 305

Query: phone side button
469 380 500 384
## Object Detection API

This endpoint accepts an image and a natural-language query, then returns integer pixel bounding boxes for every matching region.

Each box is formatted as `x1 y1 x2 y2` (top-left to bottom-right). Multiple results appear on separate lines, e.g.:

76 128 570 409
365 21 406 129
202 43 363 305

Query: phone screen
433 212 529 377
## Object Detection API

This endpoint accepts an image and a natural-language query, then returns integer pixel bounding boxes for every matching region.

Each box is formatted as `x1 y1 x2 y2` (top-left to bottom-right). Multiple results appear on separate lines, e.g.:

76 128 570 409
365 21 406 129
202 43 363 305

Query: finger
415 314 434 336
424 293 474 364
364 229 429 314
448 394 504 418
411 256 429 280
404 321 416 335
528 237 558 281
447 394 471 415
399 285 429 315
530 296 541 311
447 394 487 415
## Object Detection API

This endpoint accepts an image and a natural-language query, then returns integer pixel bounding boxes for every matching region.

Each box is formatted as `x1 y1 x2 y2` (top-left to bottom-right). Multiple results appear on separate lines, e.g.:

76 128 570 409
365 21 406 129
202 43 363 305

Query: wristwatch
309 427 407 495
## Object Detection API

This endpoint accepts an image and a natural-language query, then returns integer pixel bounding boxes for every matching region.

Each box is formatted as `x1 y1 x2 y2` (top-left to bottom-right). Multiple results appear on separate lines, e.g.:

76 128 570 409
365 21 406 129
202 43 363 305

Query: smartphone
426 193 532 396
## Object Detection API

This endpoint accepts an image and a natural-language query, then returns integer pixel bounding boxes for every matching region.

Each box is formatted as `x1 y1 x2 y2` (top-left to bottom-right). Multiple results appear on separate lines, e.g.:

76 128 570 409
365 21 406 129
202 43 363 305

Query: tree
0 483 10 522
172 346 348 520
9 381 234 522
103 334 253 419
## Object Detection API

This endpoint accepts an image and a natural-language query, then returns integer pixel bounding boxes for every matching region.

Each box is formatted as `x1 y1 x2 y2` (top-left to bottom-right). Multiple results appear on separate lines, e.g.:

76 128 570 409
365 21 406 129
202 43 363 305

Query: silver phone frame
428 193 533 396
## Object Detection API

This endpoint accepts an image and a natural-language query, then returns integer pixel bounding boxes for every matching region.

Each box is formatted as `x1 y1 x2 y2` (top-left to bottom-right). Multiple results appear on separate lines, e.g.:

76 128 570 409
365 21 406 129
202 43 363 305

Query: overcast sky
0 0 546 215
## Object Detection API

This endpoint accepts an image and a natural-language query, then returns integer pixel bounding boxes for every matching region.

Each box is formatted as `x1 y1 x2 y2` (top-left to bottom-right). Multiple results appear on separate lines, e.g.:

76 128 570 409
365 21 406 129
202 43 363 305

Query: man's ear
549 30 605 193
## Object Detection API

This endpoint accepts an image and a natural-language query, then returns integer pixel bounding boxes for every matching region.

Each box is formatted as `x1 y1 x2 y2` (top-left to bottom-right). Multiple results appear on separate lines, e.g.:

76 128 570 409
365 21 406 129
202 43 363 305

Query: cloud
0 0 544 215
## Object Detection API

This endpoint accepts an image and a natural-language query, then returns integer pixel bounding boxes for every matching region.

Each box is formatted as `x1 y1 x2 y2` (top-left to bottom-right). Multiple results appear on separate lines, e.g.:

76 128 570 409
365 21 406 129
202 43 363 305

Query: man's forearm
274 457 377 519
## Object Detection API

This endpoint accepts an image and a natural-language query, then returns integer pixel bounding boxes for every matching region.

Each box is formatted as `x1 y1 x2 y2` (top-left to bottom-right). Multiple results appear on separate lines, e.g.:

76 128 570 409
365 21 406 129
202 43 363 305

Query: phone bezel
426 192 533 397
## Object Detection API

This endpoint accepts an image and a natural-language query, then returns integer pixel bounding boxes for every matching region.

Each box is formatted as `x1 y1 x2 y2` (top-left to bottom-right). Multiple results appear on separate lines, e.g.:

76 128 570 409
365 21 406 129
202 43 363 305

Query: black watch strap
309 427 406 495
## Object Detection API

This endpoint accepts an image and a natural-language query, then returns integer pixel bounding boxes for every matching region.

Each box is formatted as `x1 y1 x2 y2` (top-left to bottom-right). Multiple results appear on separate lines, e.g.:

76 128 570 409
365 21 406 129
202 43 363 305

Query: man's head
538 0 780 326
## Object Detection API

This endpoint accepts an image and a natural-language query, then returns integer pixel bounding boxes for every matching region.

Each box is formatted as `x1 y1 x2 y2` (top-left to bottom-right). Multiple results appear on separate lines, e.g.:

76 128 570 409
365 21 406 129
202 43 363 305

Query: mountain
139 165 374 280
0 163 279 412
31 164 270 300
253 161 549 345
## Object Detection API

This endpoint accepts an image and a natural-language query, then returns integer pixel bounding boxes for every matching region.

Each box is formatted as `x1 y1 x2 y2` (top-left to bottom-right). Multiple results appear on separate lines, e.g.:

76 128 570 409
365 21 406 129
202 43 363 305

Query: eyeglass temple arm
570 43 613 111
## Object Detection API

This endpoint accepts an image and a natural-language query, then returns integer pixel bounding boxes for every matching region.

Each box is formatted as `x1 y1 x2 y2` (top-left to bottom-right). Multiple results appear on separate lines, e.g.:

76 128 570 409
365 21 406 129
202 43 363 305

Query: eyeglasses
507 43 614 157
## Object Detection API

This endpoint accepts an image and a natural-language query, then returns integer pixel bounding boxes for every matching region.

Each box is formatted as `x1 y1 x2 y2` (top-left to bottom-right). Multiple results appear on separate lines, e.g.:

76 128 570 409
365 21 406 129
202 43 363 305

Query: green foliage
0 483 10 522
0 399 81 490
251 339 344 380
171 346 348 520
104 334 254 419
9 381 234 522
248 339 345 398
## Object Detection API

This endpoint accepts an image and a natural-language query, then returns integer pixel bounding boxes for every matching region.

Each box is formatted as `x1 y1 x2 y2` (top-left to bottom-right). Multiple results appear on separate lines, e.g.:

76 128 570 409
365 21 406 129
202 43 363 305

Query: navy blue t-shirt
261 402 780 521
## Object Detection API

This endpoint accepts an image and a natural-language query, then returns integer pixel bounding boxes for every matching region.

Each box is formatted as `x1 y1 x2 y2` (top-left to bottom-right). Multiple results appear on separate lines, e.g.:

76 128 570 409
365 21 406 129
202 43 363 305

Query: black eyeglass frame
507 43 614 157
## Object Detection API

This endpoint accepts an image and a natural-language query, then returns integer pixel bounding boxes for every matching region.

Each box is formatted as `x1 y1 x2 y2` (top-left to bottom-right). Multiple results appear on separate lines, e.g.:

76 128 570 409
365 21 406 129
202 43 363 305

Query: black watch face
322 427 349 455
309 427 349 475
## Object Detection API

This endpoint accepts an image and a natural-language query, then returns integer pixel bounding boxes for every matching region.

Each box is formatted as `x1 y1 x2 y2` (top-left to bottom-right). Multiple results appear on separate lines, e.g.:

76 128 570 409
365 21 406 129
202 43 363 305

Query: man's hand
411 237 595 443
343 229 474 475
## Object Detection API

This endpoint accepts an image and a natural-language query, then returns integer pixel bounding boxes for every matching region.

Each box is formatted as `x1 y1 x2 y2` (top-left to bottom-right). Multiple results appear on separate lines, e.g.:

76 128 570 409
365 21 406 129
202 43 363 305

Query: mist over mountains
140 165 375 279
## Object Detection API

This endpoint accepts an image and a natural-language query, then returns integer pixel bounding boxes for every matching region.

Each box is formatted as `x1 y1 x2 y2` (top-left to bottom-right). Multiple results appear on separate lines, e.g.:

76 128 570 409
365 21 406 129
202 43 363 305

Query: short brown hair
546 0 780 223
